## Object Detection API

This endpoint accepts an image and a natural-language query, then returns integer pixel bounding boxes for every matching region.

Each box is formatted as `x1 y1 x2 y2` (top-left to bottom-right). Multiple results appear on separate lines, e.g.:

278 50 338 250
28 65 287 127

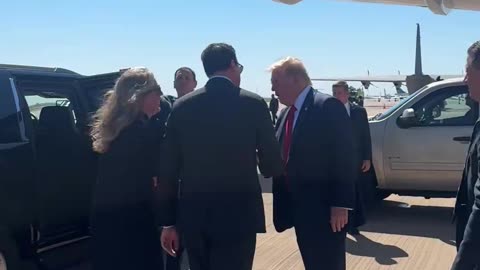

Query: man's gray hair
468 41 480 69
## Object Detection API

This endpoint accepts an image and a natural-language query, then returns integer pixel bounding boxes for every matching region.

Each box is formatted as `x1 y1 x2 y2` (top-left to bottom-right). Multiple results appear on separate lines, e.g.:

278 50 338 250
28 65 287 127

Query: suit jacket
158 77 283 235
150 96 172 136
272 88 356 232
349 103 372 165
451 121 480 270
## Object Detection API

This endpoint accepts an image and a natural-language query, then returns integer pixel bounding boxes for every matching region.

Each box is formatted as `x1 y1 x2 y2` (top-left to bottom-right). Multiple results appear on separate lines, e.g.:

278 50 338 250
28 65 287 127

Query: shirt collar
293 85 312 110
208 75 233 84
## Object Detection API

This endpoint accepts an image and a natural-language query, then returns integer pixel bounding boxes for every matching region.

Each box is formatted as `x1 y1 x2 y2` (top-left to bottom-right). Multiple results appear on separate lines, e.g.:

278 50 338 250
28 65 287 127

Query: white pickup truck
368 77 475 199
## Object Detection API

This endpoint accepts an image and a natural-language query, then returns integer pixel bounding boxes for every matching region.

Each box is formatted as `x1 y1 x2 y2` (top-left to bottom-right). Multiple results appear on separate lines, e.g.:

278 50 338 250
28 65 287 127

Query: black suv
0 64 123 270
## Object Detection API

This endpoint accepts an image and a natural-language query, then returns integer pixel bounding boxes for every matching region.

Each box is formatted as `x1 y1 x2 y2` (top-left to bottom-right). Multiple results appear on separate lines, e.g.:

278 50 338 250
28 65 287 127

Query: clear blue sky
2 0 478 97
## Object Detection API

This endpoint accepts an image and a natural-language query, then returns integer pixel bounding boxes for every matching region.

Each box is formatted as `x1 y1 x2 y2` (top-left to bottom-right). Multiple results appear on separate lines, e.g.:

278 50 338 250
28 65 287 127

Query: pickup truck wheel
375 190 391 201
364 166 391 206
0 252 6 270
364 189 391 212
0 239 37 270
0 231 22 270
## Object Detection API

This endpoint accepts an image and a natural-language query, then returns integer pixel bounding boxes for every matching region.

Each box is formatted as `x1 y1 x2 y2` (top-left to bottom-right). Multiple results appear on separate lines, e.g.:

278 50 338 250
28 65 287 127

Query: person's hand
330 207 348 233
361 160 371 172
161 227 179 257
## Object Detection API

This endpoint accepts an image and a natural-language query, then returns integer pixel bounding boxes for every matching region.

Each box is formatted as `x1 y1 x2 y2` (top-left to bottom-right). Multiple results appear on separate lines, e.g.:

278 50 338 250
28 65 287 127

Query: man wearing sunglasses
159 42 283 270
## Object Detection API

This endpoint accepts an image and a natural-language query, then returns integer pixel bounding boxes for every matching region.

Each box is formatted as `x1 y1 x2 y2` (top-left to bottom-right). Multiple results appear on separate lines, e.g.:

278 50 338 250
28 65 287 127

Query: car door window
411 85 477 127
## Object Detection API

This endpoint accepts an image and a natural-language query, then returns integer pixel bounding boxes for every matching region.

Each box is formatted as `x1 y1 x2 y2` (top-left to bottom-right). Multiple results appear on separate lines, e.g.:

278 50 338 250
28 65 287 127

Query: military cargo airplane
310 24 462 94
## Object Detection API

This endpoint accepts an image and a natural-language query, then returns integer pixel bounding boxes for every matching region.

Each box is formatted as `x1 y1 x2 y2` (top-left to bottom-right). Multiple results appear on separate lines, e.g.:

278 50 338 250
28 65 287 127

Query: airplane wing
311 75 407 83
312 74 463 83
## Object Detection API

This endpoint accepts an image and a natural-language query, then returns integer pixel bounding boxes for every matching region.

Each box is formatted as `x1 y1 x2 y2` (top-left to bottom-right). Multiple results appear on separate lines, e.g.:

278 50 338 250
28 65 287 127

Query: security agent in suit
159 43 284 270
332 81 372 235
174 67 197 97
269 94 279 124
451 40 480 270
159 67 197 270
269 57 356 270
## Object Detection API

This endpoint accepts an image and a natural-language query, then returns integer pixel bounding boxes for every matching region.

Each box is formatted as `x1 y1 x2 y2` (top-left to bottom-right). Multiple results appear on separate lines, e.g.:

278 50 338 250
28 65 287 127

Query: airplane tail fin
415 23 423 75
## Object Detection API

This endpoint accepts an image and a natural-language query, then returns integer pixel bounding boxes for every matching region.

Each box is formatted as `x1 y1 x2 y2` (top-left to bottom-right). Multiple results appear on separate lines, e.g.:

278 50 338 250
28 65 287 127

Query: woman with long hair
90 67 164 270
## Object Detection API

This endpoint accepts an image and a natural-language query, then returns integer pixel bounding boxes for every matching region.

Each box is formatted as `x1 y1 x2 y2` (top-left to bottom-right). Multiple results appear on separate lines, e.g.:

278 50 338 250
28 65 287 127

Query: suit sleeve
256 99 284 178
360 108 372 161
452 145 480 269
325 99 356 209
156 107 181 227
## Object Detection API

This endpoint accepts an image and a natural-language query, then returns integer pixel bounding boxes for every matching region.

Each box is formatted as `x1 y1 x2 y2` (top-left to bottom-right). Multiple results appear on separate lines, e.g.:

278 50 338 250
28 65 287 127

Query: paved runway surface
66 192 457 270
254 194 456 270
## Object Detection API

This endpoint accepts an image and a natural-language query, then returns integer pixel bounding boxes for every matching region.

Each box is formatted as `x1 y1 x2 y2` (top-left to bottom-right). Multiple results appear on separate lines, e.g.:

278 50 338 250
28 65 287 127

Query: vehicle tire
375 189 391 201
0 227 39 270
0 252 6 270
363 167 391 208
0 231 21 270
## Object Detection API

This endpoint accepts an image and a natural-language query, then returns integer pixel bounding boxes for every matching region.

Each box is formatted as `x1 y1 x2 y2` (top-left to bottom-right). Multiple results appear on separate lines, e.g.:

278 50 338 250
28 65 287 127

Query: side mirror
398 108 416 128
400 108 415 119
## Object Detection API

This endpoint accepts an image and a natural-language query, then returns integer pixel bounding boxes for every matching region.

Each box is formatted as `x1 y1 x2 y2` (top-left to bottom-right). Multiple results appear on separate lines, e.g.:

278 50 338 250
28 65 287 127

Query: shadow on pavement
361 199 456 246
260 174 456 246
346 234 409 265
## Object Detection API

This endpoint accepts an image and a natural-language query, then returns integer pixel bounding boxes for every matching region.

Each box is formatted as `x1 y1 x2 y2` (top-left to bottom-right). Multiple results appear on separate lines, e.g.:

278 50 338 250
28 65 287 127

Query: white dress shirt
344 102 351 117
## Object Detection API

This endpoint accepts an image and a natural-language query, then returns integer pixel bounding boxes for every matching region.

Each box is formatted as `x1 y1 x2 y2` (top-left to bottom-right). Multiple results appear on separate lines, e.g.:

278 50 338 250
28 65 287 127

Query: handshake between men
158 44 356 270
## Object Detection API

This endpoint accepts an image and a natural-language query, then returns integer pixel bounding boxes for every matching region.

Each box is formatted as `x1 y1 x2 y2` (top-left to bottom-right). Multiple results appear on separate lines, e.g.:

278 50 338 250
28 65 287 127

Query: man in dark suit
269 57 356 270
451 40 480 270
269 94 279 124
163 66 197 270
159 43 284 270
332 81 372 235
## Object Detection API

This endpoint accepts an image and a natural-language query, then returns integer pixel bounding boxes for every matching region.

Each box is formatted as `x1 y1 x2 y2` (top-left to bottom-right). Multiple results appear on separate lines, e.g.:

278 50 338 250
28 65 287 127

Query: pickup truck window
375 92 418 121
411 85 477 127
86 87 109 112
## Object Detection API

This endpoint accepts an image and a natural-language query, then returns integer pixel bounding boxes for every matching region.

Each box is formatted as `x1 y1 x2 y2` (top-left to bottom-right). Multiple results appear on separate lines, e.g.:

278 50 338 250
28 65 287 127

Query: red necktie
283 106 297 166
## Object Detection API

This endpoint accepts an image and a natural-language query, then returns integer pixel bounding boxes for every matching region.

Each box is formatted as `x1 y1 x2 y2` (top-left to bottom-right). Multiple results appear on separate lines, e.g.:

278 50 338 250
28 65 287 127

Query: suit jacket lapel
349 102 355 116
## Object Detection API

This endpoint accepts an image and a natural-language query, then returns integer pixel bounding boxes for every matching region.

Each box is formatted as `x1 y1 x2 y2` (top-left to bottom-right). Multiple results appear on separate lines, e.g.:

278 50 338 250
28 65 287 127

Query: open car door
75 71 124 118
32 70 122 269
